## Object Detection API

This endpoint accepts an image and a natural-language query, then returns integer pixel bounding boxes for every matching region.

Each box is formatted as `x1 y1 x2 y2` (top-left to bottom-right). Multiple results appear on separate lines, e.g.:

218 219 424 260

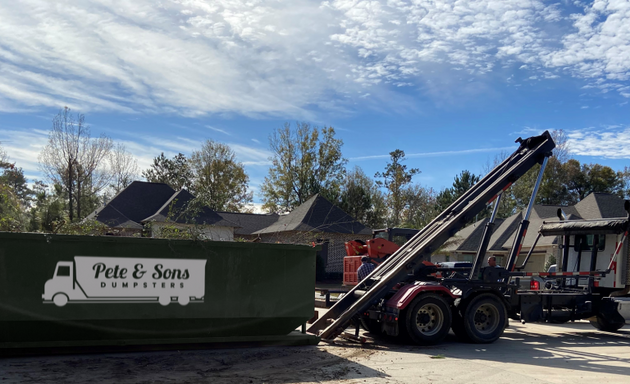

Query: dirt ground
2 321 630 384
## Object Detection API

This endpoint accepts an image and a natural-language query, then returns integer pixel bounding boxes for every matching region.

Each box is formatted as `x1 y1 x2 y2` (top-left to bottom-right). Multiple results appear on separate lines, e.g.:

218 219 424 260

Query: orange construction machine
343 228 419 286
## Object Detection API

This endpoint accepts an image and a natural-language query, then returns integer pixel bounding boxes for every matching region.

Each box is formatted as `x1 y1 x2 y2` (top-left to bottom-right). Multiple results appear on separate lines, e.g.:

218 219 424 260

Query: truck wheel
178 296 190 306
53 293 68 307
159 296 171 306
590 315 625 332
360 318 381 334
462 293 507 344
404 294 452 345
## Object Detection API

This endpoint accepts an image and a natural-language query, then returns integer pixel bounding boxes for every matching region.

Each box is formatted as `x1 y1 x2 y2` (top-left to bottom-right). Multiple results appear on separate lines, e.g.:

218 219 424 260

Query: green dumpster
0 232 318 351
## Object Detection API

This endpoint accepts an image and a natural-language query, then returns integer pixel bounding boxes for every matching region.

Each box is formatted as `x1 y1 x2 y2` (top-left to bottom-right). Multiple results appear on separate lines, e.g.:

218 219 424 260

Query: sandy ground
1 320 630 384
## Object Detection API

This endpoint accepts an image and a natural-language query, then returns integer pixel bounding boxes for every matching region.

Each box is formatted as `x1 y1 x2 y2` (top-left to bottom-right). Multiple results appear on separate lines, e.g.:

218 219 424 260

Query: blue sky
1 0 629 207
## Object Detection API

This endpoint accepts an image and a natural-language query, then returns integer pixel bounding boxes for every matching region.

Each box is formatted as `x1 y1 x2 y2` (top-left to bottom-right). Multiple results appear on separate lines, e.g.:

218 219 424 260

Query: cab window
56 265 71 276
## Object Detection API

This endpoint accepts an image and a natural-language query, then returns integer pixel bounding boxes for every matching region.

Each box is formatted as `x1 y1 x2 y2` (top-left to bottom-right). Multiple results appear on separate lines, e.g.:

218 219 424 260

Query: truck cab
42 261 78 307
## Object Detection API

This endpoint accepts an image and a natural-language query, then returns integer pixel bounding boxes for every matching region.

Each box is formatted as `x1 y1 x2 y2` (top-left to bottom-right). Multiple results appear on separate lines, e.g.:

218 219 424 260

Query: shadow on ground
355 321 630 377
0 344 386 384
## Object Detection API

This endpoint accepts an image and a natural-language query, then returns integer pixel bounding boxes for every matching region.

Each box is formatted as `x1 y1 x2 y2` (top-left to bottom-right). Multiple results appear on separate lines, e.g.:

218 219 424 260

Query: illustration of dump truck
42 256 207 307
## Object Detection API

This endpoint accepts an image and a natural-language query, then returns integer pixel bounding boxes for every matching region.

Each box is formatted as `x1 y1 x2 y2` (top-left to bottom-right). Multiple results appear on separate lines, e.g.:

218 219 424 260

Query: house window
575 235 605 251
587 234 606 251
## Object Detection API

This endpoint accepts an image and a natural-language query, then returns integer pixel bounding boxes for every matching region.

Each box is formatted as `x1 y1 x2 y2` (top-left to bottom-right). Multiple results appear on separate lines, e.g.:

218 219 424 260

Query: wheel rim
415 303 444 336
473 303 500 334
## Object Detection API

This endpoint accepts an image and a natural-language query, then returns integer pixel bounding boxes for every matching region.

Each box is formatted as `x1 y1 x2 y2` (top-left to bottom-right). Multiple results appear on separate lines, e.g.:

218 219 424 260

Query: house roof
89 181 176 229
217 212 280 235
90 204 143 230
489 213 522 251
90 181 238 229
575 193 626 219
142 189 239 228
440 193 627 255
438 218 491 254
253 194 372 235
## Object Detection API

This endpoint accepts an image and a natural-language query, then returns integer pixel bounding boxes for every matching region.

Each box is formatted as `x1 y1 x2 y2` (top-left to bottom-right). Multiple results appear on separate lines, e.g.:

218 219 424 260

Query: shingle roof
575 193 626 219
489 213 522 251
90 204 143 230
142 190 239 227
456 218 492 252
90 181 176 229
441 193 627 254
253 194 372 235
217 212 280 235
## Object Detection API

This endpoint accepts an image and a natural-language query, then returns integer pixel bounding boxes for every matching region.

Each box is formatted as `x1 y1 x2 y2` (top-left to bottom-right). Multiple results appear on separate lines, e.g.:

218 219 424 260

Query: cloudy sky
1 0 629 203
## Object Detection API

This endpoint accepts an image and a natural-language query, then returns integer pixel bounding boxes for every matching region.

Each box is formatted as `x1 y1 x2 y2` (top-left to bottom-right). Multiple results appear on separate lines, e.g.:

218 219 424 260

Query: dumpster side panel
0 233 315 345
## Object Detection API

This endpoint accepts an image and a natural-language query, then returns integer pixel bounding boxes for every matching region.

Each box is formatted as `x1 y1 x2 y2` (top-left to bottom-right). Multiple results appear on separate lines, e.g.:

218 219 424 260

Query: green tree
401 185 440 229
0 166 32 205
142 152 193 190
0 144 29 231
190 140 253 212
564 160 624 203
375 149 420 226
261 122 346 213
339 166 386 229
435 170 480 212
0 183 25 231
28 181 67 232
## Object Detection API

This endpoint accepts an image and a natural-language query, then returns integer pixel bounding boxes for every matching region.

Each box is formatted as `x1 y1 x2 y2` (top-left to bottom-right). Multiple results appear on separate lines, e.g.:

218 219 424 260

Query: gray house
249 194 372 273
91 184 372 274
435 193 628 272
88 181 238 240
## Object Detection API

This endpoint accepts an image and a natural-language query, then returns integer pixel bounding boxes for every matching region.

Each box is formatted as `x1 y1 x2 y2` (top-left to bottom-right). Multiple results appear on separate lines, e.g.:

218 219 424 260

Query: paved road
1 320 629 383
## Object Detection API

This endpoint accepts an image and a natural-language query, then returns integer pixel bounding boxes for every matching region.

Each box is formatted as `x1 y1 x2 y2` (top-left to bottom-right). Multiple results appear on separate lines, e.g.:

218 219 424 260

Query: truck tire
404 294 452 345
53 293 68 307
462 293 507 344
360 318 381 334
590 315 625 332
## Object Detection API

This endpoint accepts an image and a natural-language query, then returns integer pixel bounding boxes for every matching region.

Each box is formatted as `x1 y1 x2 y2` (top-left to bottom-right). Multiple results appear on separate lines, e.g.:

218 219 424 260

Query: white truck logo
42 256 207 307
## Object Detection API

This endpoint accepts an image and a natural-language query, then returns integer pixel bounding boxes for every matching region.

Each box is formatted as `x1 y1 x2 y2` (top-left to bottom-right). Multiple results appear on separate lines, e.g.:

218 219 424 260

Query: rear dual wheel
454 293 507 344
590 314 625 332
360 318 381 334
403 294 452 345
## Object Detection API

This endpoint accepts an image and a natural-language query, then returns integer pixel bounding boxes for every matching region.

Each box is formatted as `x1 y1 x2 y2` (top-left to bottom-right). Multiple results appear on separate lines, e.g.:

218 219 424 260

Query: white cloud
567 127 630 158
206 125 231 136
228 143 272 166
350 146 514 161
0 0 629 117
0 129 48 175
510 127 542 136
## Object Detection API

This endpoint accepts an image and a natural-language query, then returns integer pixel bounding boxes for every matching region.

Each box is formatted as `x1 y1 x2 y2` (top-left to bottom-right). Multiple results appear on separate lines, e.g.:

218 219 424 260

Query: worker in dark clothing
488 256 498 267
357 256 376 281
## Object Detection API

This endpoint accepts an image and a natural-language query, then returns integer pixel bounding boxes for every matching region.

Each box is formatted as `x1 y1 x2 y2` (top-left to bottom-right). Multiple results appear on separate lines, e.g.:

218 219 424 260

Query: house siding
255 230 372 273
150 223 234 241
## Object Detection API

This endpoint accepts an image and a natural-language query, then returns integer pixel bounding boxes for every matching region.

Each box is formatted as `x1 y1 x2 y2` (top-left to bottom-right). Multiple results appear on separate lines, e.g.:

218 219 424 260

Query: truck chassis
308 131 629 344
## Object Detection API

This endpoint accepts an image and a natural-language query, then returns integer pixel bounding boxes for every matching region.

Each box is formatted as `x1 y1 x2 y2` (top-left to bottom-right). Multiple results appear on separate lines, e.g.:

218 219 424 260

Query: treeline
1 111 628 234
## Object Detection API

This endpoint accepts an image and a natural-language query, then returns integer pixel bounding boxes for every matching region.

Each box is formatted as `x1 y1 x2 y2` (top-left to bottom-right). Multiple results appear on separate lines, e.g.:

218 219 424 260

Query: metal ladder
308 131 556 340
